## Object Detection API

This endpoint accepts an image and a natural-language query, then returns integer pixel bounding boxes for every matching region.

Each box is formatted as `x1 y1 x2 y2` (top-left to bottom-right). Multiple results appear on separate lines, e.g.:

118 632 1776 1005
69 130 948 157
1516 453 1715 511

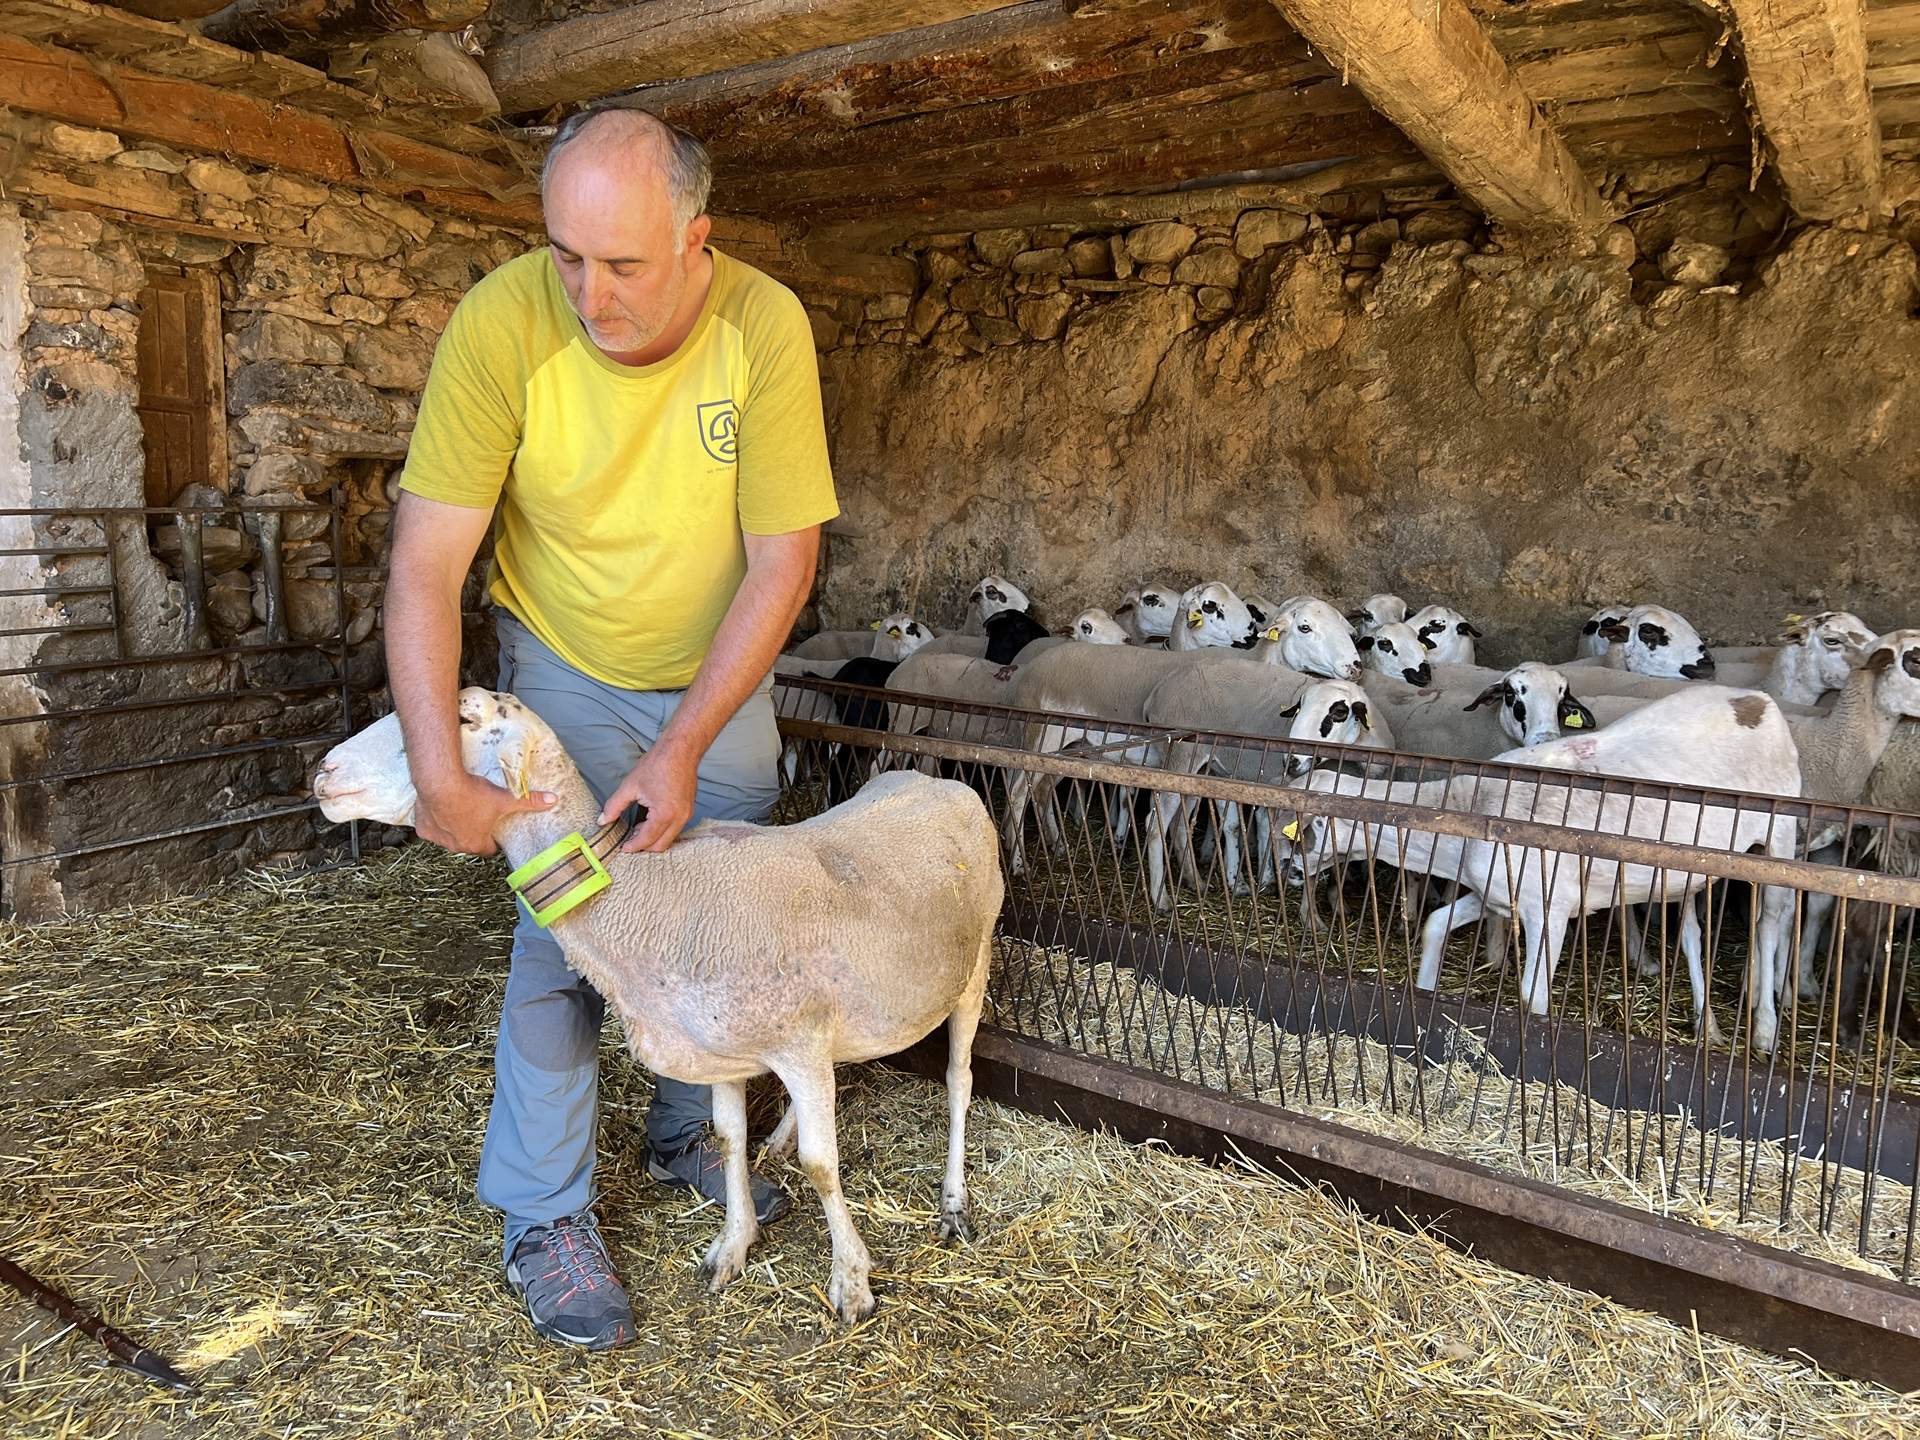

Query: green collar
505 816 634 928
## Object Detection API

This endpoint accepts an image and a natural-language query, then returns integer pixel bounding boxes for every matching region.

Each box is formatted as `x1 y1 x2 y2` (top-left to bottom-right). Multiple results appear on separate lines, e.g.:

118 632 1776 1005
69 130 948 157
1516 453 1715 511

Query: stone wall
800 164 1920 663
2 118 535 917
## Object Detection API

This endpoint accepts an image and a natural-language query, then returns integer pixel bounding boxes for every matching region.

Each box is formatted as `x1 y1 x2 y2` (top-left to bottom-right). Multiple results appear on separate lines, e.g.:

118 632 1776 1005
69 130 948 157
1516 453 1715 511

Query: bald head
540 108 712 228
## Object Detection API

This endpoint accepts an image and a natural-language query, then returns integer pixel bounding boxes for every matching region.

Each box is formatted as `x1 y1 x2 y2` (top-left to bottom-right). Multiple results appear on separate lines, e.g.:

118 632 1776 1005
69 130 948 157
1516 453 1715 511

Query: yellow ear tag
1280 819 1301 841
1563 713 1585 729
1188 609 1204 627
508 749 532 800
1264 626 1281 642
870 620 883 630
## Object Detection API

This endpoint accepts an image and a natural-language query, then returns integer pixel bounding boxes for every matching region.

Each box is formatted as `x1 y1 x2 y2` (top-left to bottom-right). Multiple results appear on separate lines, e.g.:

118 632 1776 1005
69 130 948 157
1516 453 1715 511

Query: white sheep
1717 611 1876 705
963 575 1031 634
1114 580 1180 643
1069 607 1132 645
1168 581 1260 652
1277 686 1803 1047
1609 604 1717 680
871 612 936 662
1574 604 1631 660
790 630 879 664
1347 593 1409 634
312 690 1001 1323
1356 620 1433 687
1254 596 1365 680
1407 604 1484 667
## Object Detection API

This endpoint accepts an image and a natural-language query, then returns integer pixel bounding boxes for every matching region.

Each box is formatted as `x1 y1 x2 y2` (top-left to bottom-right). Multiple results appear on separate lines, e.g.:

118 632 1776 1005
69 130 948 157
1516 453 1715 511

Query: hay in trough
1 845 1918 1438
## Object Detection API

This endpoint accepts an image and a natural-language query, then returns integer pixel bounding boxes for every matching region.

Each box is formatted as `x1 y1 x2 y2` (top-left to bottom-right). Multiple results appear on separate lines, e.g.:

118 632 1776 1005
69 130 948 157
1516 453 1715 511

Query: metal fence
0 501 365 907
770 672 1920 1386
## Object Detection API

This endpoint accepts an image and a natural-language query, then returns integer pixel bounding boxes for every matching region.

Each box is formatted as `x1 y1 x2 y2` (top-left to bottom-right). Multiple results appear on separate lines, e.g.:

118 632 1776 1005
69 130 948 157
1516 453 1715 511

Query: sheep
312 689 1001 1323
1608 604 1717 680
791 630 877 664
963 575 1031 634
870 613 936 663
1346 593 1408 634
1462 662 1603 749
1114 580 1180 644
1168 581 1260 652
1774 631 1920 996
1732 612 1875 705
1574 604 1631 660
1069 607 1133 645
1275 686 1803 1047
1141 666 1393 918
1356 621 1432 687
997 642 1247 874
1254 596 1365 680
1407 604 1483 667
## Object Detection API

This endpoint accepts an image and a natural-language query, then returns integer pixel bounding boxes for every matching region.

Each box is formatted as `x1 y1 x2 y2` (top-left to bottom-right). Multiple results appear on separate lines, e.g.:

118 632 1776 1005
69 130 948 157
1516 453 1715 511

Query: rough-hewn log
1266 0 1610 236
486 0 1017 116
198 0 487 56
1726 0 1882 219
627 0 1293 143
112 0 229 18
0 29 537 223
330 31 500 118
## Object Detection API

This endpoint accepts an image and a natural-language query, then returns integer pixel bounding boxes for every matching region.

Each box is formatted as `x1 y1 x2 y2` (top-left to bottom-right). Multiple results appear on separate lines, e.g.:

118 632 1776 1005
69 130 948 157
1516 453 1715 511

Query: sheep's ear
1867 644 1897 673
1356 633 1376 651
1278 700 1301 718
1353 701 1371 731
1114 600 1136 615
1459 621 1484 638
1773 624 1806 645
1464 683 1504 711
1558 694 1597 730
1418 631 1439 650
1345 608 1369 624
1599 622 1630 642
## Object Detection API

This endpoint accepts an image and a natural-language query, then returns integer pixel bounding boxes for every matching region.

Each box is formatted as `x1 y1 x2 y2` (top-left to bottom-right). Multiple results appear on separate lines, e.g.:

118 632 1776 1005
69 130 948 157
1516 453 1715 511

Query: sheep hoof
829 1265 876 1323
1700 1010 1726 1048
938 1209 974 1244
1797 974 1821 1002
700 1232 753 1293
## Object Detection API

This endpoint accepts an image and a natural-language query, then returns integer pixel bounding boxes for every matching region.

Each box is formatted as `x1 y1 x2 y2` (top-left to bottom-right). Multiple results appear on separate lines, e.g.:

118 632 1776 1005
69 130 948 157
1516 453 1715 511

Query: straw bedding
2 845 1918 1438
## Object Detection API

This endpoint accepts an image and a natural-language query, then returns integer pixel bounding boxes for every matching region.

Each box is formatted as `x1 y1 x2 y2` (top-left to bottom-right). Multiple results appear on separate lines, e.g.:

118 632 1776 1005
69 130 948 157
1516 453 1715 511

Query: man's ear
685 213 714 256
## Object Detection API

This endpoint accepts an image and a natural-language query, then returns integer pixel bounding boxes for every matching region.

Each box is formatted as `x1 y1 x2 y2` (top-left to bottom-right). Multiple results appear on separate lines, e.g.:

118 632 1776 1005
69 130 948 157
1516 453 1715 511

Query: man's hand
416 771 555 856
600 742 700 854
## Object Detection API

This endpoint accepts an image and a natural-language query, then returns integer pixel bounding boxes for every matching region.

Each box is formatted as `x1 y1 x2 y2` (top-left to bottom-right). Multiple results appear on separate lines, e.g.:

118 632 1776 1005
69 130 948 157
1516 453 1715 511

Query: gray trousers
476 611 782 1263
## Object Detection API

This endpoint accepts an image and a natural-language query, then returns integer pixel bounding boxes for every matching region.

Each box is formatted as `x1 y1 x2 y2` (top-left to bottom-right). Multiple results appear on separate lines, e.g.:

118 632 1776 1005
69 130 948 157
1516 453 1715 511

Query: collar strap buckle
505 819 628 928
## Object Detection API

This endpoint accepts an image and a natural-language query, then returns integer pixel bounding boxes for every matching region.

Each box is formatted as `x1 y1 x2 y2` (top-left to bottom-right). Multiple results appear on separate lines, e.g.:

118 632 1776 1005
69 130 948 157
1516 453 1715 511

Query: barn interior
5 0 1920 1432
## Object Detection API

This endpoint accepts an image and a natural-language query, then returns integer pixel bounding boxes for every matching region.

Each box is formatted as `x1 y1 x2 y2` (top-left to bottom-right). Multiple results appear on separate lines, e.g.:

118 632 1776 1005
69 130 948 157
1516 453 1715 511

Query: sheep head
312 688 560 827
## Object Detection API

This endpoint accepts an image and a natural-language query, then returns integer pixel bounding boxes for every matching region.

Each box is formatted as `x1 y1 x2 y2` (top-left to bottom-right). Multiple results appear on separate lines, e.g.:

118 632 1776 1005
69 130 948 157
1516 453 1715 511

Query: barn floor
3 849 1918 1439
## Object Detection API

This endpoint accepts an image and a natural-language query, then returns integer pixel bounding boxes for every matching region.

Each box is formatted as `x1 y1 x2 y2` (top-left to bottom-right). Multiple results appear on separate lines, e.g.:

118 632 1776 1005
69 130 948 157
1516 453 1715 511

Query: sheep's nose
1409 663 1432 686
1343 661 1364 681
309 757 337 797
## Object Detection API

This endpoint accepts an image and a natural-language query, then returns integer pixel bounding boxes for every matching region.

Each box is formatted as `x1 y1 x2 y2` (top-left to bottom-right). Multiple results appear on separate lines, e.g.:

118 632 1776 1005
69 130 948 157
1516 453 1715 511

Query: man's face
545 155 704 356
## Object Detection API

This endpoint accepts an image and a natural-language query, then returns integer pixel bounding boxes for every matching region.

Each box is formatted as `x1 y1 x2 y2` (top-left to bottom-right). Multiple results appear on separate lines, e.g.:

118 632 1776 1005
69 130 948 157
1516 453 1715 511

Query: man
386 107 838 1350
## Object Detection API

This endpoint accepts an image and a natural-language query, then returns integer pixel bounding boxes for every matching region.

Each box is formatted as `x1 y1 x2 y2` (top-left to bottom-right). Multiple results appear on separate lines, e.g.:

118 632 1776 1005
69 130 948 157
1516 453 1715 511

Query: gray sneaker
505 1213 635 1350
647 1135 793 1224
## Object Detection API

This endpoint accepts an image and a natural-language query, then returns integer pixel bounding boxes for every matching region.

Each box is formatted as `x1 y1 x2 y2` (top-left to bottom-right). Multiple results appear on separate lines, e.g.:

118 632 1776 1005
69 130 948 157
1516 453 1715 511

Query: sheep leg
763 1104 797 1164
940 939 991 1243
1144 788 1185 913
1678 890 1723 1046
698 1080 759 1293
1002 770 1035 876
1417 894 1483 991
776 1057 875 1323
1519 908 1569 1017
1796 886 1838 1003
1751 883 1796 1056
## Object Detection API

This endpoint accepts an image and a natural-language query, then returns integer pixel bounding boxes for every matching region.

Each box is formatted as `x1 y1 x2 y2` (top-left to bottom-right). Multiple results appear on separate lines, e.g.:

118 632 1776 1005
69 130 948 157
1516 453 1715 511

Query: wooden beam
627 0 1293 143
486 0 1016 116
1725 0 1881 219
1266 0 1610 236
198 0 487 58
0 30 539 224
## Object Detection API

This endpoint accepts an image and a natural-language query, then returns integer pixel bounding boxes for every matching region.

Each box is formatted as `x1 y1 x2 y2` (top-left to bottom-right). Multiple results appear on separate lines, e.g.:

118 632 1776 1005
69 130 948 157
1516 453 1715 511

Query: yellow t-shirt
398 246 839 690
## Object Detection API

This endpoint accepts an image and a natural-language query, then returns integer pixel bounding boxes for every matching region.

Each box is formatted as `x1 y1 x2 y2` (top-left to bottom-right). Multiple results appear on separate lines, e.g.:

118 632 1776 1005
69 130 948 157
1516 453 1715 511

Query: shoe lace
527 1214 616 1295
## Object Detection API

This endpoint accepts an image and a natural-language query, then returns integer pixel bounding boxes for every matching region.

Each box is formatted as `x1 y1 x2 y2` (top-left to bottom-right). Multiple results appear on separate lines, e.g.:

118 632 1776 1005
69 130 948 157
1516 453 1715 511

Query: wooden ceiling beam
1724 0 1881 219
486 0 1019 117
197 0 486 60
1265 0 1611 236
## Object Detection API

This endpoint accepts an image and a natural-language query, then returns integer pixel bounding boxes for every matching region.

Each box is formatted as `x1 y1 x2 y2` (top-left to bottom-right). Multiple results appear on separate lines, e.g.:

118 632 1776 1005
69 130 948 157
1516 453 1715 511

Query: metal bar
0 546 106 558
0 803 322 869
886 1028 1920 1392
258 510 287 646
0 623 116 640
1002 904 1920 1183
0 636 342 681
0 505 328 518
0 682 343 728
0 585 113 599
777 711 1920 908
326 487 360 863
0 732 346 792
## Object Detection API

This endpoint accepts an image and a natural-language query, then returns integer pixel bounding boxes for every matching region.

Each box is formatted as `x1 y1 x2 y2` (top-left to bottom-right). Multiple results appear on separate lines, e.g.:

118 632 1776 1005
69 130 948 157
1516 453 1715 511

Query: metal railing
769 672 1920 1383
0 501 366 902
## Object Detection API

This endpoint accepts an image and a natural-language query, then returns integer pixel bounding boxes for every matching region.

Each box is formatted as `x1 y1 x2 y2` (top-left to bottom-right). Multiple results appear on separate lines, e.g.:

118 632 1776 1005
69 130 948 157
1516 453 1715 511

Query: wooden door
135 268 227 508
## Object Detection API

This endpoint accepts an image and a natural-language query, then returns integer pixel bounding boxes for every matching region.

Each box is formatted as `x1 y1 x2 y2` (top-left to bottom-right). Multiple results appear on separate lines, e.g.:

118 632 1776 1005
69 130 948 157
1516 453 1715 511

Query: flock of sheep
780 576 1920 1056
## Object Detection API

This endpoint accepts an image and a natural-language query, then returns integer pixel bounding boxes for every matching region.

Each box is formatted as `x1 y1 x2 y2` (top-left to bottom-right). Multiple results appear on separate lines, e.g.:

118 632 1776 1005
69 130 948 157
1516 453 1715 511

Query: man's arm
598 525 819 852
386 491 554 854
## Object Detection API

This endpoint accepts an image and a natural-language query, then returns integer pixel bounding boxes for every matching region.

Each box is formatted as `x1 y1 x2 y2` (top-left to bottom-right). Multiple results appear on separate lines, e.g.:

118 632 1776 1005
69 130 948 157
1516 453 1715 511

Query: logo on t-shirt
696 399 738 463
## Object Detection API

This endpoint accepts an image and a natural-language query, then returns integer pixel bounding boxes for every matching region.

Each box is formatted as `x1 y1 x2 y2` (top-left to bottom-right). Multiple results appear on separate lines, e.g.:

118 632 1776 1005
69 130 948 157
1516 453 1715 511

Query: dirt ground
3 846 1918 1439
